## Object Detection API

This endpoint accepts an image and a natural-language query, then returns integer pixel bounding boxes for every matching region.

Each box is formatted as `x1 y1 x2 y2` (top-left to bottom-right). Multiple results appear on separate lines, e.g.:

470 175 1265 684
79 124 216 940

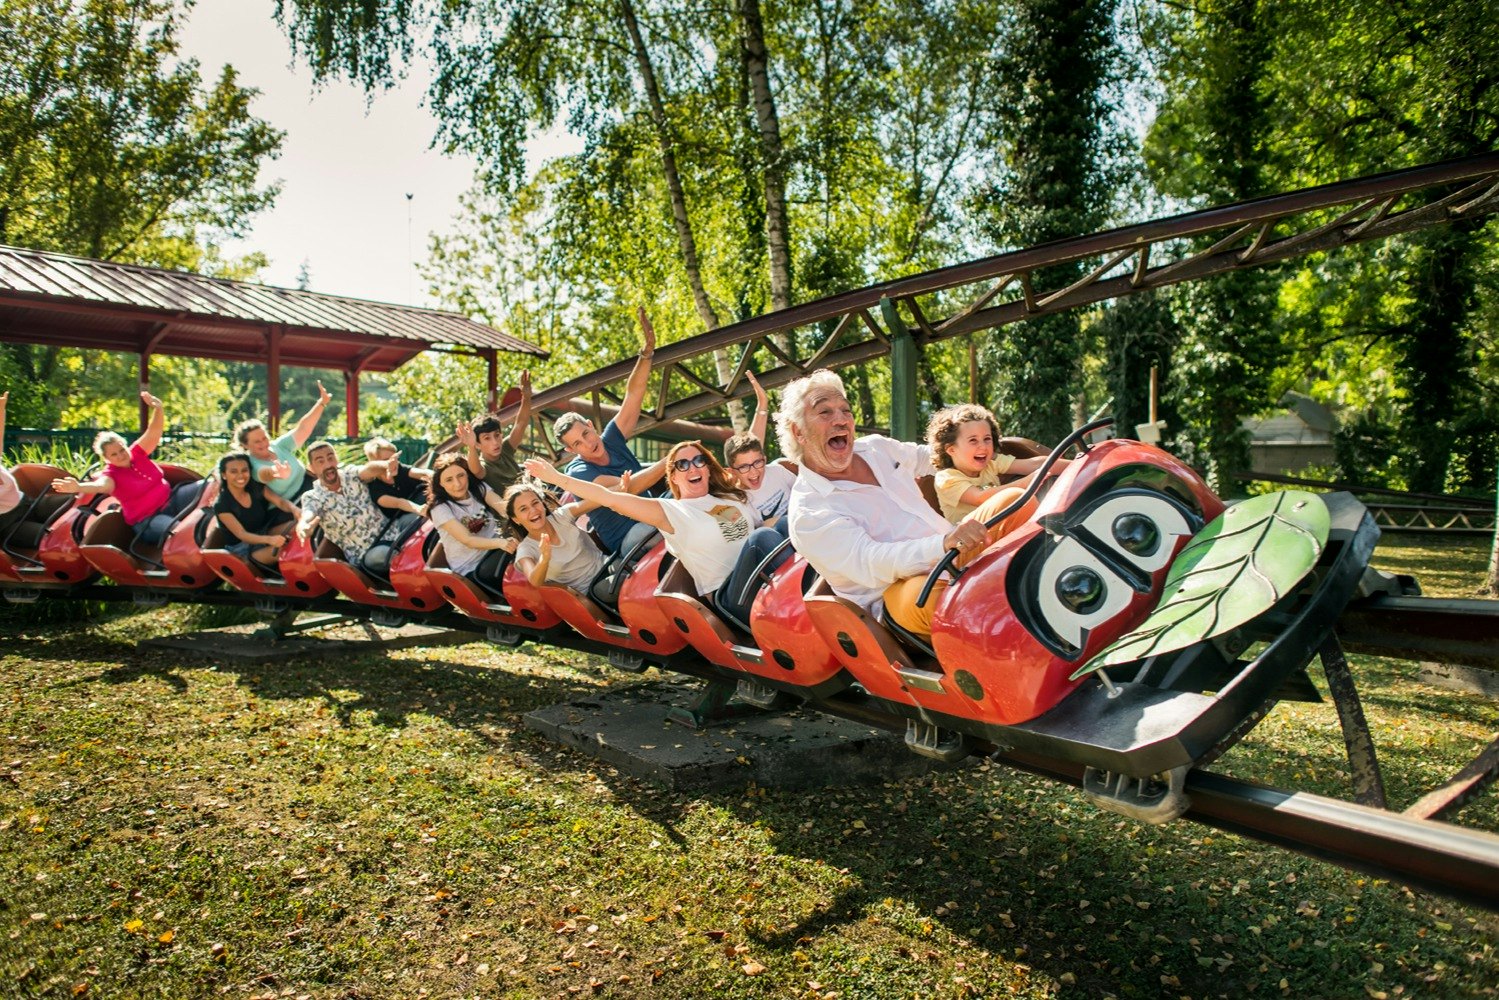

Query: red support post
139 351 151 433
267 326 282 433
345 370 359 439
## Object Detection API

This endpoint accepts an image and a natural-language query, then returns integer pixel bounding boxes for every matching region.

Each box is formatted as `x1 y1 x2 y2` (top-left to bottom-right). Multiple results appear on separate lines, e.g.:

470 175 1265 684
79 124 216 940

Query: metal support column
882 297 919 442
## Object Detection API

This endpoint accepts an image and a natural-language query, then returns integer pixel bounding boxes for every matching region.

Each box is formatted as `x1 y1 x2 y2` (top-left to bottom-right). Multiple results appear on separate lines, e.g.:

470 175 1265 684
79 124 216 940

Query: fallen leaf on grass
157 929 174 944
742 960 766 976
122 919 143 934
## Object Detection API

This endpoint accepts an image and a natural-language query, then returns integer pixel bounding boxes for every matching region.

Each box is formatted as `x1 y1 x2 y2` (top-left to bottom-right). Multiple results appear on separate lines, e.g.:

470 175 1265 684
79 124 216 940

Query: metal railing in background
1235 471 1495 535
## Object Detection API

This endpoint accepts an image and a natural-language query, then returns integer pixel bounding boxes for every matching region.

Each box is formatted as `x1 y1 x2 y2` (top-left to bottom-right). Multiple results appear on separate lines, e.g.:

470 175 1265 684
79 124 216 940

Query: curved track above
503 153 1499 433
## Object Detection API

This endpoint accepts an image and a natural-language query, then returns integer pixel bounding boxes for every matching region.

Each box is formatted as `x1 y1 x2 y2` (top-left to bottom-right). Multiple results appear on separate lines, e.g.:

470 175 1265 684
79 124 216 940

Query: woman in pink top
51 392 175 543
0 392 20 517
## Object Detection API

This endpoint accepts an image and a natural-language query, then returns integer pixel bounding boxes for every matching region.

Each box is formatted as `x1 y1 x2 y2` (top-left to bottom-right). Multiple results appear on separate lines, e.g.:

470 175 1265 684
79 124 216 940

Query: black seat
880 610 939 660
358 513 424 581
587 528 661 612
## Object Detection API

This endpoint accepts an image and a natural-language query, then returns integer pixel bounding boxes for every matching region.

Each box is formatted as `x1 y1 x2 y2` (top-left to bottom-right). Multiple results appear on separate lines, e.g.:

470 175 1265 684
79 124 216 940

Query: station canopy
0 243 548 435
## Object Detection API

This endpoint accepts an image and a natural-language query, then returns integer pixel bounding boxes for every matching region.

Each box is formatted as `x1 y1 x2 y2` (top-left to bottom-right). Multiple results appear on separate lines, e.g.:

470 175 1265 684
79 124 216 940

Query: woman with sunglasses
522 440 793 628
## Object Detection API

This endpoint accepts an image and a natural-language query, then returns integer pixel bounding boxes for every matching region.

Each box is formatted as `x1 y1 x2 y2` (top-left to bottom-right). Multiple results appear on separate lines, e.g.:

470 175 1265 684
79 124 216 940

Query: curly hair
664 440 747 503
926 404 1001 471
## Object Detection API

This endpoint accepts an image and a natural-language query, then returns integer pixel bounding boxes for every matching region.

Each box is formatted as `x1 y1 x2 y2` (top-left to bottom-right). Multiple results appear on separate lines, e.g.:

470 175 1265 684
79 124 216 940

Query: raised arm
290 381 333 448
456 420 483 478
613 308 657 439
133 392 165 455
357 456 399 483
522 458 671 534
505 370 533 449
0 391 7 455
747 371 769 445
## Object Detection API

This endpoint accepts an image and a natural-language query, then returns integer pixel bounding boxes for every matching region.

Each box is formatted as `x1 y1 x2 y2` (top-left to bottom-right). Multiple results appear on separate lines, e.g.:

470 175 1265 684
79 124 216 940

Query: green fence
4 428 433 469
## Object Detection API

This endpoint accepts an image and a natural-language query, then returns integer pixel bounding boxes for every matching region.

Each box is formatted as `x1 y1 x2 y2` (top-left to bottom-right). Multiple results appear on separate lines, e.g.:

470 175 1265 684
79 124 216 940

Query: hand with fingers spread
269 459 292 481
636 307 656 359
746 371 767 407
518 369 532 403
522 457 560 485
456 420 475 448
613 470 633 494
51 476 81 494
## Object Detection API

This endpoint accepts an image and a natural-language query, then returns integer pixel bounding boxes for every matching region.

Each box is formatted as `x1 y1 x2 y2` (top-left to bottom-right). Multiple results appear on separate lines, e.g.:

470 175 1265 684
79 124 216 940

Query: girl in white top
424 454 516 579
504 484 607 593
524 440 794 628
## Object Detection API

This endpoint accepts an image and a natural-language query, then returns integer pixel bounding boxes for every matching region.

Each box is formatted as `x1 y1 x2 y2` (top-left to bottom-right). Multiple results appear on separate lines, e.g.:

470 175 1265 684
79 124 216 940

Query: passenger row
1 349 1225 750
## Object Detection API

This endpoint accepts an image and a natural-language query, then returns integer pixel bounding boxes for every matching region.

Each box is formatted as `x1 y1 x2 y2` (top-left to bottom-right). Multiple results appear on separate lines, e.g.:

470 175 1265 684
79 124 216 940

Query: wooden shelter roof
0 244 547 373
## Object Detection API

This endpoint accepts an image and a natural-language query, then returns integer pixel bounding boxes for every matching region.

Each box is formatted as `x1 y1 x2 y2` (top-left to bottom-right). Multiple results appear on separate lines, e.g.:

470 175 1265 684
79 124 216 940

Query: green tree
974 0 1121 446
0 0 283 429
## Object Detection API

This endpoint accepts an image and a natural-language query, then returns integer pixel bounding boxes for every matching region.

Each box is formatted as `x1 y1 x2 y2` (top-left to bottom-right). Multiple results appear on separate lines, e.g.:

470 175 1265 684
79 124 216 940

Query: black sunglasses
671 454 710 472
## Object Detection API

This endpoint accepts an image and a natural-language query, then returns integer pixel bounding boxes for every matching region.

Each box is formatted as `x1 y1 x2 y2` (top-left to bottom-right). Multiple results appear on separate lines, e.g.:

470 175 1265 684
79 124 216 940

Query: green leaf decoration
1069 491 1330 681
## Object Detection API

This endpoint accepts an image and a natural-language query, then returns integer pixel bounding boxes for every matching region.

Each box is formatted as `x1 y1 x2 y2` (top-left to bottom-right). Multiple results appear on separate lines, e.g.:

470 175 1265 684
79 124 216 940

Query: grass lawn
1 535 1496 999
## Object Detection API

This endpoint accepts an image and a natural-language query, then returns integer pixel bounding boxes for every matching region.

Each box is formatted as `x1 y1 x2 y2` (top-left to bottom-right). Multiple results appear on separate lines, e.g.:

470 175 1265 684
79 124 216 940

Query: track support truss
503 154 1499 435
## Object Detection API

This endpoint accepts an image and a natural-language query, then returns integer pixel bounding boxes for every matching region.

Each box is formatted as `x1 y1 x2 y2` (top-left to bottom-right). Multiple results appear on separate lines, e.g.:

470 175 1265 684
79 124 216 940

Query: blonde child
927 404 1068 524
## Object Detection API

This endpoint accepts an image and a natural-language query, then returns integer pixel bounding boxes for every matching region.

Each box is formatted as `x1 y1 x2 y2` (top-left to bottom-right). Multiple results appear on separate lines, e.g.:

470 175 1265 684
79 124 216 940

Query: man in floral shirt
294 442 392 565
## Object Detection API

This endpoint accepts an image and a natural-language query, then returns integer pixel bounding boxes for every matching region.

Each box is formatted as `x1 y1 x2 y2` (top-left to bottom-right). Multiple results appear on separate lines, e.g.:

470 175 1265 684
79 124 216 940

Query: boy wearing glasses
724 372 797 533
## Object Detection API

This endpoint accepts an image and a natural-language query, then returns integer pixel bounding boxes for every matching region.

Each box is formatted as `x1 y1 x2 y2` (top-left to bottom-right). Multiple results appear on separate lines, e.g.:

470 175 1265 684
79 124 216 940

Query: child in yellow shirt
927 404 1067 523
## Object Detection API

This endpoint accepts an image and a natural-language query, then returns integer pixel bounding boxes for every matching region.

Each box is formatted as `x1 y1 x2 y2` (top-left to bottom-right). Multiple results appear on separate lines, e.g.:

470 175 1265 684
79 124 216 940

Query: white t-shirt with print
429 493 500 576
745 461 796 522
515 507 606 593
660 493 763 595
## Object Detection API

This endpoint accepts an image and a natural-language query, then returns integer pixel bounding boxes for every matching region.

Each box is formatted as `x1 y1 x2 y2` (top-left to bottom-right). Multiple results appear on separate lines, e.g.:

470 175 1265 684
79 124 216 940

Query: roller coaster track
30 583 1499 911
501 153 1499 434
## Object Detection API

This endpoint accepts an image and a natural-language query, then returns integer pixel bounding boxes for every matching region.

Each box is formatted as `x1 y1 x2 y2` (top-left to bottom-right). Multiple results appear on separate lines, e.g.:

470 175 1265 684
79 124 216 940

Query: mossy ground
1 535 1495 998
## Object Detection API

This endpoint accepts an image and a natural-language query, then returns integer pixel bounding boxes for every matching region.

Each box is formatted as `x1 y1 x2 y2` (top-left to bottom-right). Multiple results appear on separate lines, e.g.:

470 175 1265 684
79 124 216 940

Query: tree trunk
739 0 791 315
618 0 745 429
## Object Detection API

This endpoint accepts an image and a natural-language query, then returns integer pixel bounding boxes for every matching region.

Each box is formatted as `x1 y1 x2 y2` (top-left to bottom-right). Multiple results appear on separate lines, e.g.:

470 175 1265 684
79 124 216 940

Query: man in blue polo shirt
554 308 668 555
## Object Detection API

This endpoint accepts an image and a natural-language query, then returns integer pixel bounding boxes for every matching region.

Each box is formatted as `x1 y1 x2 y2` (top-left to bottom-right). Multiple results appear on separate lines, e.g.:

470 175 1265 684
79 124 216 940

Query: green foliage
0 0 283 436
0 0 283 259
973 0 1121 444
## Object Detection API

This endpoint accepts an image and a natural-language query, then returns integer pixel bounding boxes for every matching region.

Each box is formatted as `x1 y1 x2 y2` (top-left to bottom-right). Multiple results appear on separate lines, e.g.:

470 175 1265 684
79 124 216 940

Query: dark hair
723 433 765 466
217 451 253 479
664 440 747 503
425 452 486 519
472 415 504 438
926 404 1001 471
501 482 557 538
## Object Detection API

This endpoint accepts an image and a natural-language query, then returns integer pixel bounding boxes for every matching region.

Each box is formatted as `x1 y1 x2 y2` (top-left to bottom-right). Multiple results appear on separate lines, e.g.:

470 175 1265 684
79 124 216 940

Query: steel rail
501 153 1499 433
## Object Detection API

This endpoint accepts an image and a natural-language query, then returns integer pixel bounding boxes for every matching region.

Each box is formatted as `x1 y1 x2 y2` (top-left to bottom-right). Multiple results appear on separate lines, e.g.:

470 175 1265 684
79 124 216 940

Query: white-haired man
552 308 668 555
780 369 1035 638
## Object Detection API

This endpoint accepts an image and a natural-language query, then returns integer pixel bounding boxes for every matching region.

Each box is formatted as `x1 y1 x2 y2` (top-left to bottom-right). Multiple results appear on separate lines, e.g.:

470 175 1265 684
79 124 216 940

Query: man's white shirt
788 435 950 615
